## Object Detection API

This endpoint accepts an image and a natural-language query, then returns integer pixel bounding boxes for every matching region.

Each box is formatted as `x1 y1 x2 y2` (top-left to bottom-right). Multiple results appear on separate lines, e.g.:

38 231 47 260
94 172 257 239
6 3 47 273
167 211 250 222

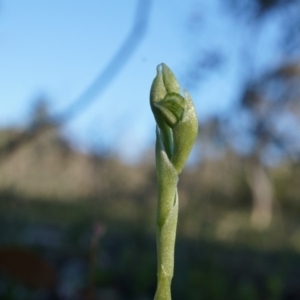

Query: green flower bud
150 63 198 173
172 90 198 174
150 63 198 300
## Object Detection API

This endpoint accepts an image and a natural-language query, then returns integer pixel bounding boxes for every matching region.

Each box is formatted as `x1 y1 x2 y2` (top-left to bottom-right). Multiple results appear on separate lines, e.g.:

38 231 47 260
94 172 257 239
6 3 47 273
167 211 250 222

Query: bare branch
0 0 152 162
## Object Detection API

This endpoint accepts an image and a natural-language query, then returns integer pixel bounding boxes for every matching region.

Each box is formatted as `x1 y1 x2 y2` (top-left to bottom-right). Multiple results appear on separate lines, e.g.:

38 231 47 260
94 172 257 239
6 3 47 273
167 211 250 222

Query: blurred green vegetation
0 127 300 300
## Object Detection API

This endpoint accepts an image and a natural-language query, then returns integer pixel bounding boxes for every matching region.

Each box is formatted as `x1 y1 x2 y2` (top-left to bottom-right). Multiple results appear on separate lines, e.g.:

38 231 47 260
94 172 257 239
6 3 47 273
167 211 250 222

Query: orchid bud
150 63 198 173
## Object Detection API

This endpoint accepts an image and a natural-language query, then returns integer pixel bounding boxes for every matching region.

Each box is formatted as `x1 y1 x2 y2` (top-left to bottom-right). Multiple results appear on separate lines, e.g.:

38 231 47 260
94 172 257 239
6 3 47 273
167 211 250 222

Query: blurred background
1 0 300 299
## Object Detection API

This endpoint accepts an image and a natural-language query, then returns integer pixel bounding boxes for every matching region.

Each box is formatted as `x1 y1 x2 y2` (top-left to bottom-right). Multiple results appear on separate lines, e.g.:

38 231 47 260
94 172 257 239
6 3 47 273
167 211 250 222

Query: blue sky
0 0 284 162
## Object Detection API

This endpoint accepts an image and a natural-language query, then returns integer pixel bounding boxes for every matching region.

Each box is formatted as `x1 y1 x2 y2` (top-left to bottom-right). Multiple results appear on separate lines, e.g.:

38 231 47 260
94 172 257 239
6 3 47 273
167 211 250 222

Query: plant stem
150 63 198 300
154 132 179 300
154 195 178 300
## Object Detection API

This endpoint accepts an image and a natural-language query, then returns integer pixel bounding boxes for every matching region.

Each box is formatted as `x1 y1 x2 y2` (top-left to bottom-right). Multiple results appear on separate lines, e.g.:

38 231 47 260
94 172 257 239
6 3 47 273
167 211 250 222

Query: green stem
154 192 178 300
150 63 198 300
154 274 172 300
154 133 179 300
